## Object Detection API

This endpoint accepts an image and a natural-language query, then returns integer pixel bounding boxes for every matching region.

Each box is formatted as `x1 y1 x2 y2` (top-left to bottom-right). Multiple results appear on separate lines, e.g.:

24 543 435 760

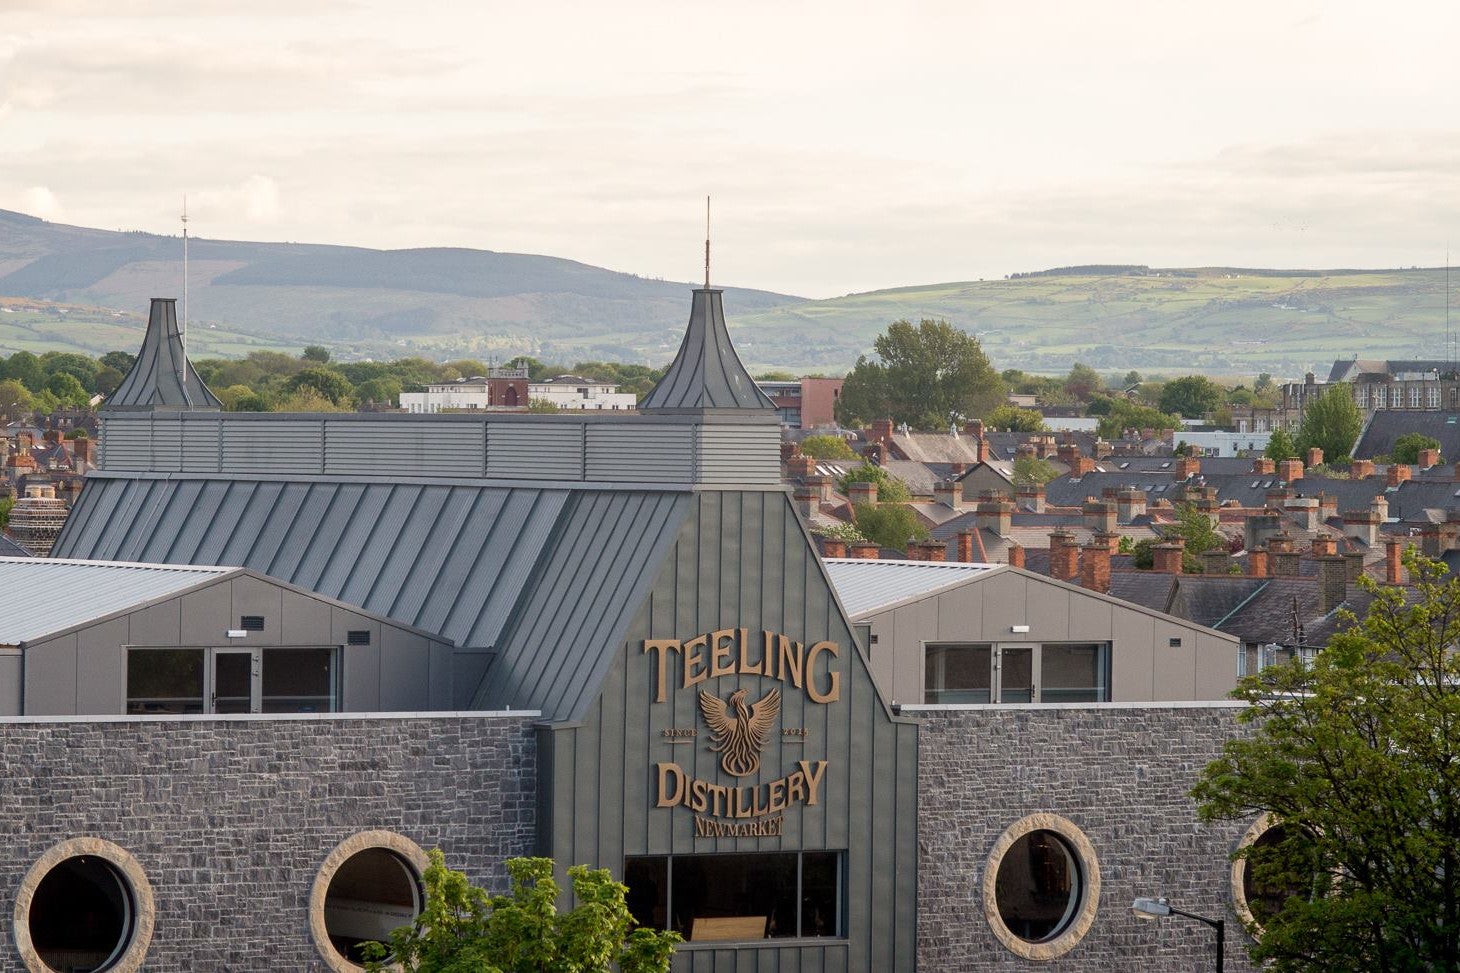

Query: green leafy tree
1095 401 1181 440
0 497 11 531
1158 375 1224 419
99 351 136 375
363 852 680 973
1012 454 1059 488
1193 554 1460 971
527 398 561 413
285 367 354 407
798 434 858 461
755 370 798 382
45 371 89 407
2 351 45 392
1063 362 1103 402
41 352 100 392
984 405 1048 433
93 365 124 396
1254 372 1275 396
1265 427 1298 462
301 345 331 363
274 387 351 413
837 464 911 502
1391 432 1441 465
356 377 403 407
64 427 87 440
852 503 928 553
835 319 1004 429
1165 502 1222 557
1121 370 1142 387
1295 385 1362 464
0 378 33 419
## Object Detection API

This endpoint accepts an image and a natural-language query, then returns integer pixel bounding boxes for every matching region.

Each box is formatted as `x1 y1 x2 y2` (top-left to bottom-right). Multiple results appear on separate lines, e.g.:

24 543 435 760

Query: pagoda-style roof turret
106 298 221 411
640 288 775 413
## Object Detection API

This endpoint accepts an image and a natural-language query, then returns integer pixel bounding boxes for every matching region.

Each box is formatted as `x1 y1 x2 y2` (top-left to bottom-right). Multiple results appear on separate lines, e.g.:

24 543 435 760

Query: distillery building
0 291 1268 972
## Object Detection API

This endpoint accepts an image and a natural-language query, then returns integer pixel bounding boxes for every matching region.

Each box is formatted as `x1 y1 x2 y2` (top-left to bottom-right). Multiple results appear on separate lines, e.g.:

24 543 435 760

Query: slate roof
1354 410 1460 462
106 298 222 410
888 433 983 464
822 559 999 616
639 289 775 411
0 557 232 645
0 535 33 557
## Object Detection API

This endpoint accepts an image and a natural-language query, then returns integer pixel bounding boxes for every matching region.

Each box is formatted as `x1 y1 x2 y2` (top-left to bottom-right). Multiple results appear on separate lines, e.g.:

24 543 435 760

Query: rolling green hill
730 268 1460 376
0 208 1454 376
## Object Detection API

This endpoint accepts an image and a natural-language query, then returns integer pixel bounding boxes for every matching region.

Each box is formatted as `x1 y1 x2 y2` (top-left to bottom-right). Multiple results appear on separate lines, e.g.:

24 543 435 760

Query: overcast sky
2 0 1458 298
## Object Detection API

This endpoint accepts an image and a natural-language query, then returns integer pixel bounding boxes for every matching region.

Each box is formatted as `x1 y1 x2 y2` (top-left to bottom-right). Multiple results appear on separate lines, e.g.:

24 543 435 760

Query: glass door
212 649 259 713
996 645 1036 703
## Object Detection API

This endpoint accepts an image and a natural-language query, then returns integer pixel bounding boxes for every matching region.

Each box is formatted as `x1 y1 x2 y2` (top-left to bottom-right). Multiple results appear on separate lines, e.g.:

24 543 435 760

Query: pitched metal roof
0 535 33 558
472 490 691 718
105 298 222 411
640 289 776 412
54 475 696 719
822 558 998 617
0 557 233 644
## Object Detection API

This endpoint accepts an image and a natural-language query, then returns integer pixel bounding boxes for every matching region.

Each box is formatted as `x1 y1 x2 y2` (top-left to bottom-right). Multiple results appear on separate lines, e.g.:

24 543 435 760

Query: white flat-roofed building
527 375 637 411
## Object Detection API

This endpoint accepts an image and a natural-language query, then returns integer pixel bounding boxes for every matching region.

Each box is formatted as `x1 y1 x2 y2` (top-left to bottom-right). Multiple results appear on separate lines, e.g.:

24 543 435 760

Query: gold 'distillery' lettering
655 761 828 818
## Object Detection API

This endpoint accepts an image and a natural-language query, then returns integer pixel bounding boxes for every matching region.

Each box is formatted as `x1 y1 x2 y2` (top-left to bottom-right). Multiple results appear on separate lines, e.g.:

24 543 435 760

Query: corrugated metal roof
0 557 232 644
639 289 776 412
54 477 570 652
105 298 222 410
823 558 999 617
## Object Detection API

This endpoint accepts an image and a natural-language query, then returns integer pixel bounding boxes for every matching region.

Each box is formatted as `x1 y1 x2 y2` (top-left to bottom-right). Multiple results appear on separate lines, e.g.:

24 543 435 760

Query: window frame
624 850 848 945
124 645 340 715
923 641 1112 704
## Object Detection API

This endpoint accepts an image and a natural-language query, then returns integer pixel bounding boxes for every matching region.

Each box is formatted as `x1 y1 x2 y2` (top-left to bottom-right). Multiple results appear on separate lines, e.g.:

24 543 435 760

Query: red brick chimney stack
1248 547 1270 578
1080 541 1112 594
1048 529 1080 582
850 541 880 560
1304 447 1323 469
956 530 975 563
1152 538 1184 574
1385 539 1404 584
1007 544 1025 569
1387 464 1412 487
821 538 847 559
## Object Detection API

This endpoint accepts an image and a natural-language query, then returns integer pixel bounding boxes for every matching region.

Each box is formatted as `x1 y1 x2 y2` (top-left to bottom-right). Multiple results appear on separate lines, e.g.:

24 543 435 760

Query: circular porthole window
1232 814 1319 932
983 813 1100 960
13 838 154 973
310 831 429 972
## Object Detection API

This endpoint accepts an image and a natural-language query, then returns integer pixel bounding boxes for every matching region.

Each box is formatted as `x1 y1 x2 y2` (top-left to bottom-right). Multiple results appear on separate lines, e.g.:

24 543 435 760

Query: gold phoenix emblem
698 687 781 777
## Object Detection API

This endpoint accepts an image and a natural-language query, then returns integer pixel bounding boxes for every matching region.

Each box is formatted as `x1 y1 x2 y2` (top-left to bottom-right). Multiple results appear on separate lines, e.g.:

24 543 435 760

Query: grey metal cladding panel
486 423 584 480
585 426 694 482
180 420 221 472
473 491 690 717
96 418 153 471
324 422 485 477
221 421 323 474
694 425 782 484
149 421 183 472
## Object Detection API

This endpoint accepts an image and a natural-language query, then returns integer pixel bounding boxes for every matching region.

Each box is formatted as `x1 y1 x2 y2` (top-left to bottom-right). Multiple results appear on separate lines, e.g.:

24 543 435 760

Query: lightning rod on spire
704 195 711 289
180 196 192 403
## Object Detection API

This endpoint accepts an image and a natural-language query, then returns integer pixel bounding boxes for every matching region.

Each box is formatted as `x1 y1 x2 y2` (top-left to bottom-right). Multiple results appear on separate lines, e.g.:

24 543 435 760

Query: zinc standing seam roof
639 289 776 411
106 298 222 410
822 558 999 617
0 557 232 645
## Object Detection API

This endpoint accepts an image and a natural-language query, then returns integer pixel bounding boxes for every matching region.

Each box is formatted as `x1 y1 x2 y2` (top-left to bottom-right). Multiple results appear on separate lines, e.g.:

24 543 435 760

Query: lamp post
1132 896 1224 972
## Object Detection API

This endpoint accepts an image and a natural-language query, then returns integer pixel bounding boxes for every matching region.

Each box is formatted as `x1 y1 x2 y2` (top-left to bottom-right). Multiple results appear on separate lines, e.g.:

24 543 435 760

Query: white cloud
16 187 63 221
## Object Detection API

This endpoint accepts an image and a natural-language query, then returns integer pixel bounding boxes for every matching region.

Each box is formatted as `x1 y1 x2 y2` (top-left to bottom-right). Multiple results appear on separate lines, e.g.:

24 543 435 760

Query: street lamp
1132 896 1224 972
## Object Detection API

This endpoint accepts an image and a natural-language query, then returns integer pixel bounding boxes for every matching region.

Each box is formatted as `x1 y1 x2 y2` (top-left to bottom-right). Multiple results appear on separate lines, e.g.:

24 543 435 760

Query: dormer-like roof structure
106 298 221 411
639 288 775 412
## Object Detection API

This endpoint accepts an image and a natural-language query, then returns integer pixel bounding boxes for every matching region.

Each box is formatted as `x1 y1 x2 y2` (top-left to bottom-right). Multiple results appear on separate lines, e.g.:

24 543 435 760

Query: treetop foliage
835 319 1005 430
1390 432 1440 466
836 464 912 502
798 434 859 460
1193 553 1460 970
363 852 680 973
1294 384 1361 465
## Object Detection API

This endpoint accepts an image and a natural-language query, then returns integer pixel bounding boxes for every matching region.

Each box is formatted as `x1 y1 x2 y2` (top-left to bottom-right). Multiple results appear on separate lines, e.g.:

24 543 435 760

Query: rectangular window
1410 386 1421 408
1357 386 1369 409
1391 387 1403 409
625 851 844 942
1040 643 1111 702
923 642 1111 704
126 647 337 715
925 643 992 704
1428 387 1440 409
126 648 205 714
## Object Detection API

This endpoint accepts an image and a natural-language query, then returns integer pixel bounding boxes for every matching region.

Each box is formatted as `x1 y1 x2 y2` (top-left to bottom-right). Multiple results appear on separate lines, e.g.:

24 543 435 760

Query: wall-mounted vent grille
239 615 265 632
347 630 371 646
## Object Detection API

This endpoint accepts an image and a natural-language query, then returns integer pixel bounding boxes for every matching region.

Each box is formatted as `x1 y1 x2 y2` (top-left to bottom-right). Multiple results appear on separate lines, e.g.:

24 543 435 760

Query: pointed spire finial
704 195 711 289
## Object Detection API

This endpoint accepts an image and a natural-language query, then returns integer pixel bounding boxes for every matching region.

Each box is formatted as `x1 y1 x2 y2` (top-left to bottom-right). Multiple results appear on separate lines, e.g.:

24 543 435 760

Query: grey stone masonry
916 704 1259 972
0 713 536 971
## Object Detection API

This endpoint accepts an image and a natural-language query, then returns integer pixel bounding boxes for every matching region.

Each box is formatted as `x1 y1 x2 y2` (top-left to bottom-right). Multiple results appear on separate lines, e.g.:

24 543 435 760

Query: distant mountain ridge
0 208 1454 376
0 208 805 363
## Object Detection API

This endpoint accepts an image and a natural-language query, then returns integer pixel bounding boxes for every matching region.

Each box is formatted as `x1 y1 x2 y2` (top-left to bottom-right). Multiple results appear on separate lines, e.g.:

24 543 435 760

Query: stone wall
0 713 536 971
917 704 1257 972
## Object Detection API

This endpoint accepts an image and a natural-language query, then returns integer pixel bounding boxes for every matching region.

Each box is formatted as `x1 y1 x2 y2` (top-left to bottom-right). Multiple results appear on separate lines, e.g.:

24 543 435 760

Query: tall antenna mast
1447 244 1452 369
180 195 190 389
704 195 711 289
